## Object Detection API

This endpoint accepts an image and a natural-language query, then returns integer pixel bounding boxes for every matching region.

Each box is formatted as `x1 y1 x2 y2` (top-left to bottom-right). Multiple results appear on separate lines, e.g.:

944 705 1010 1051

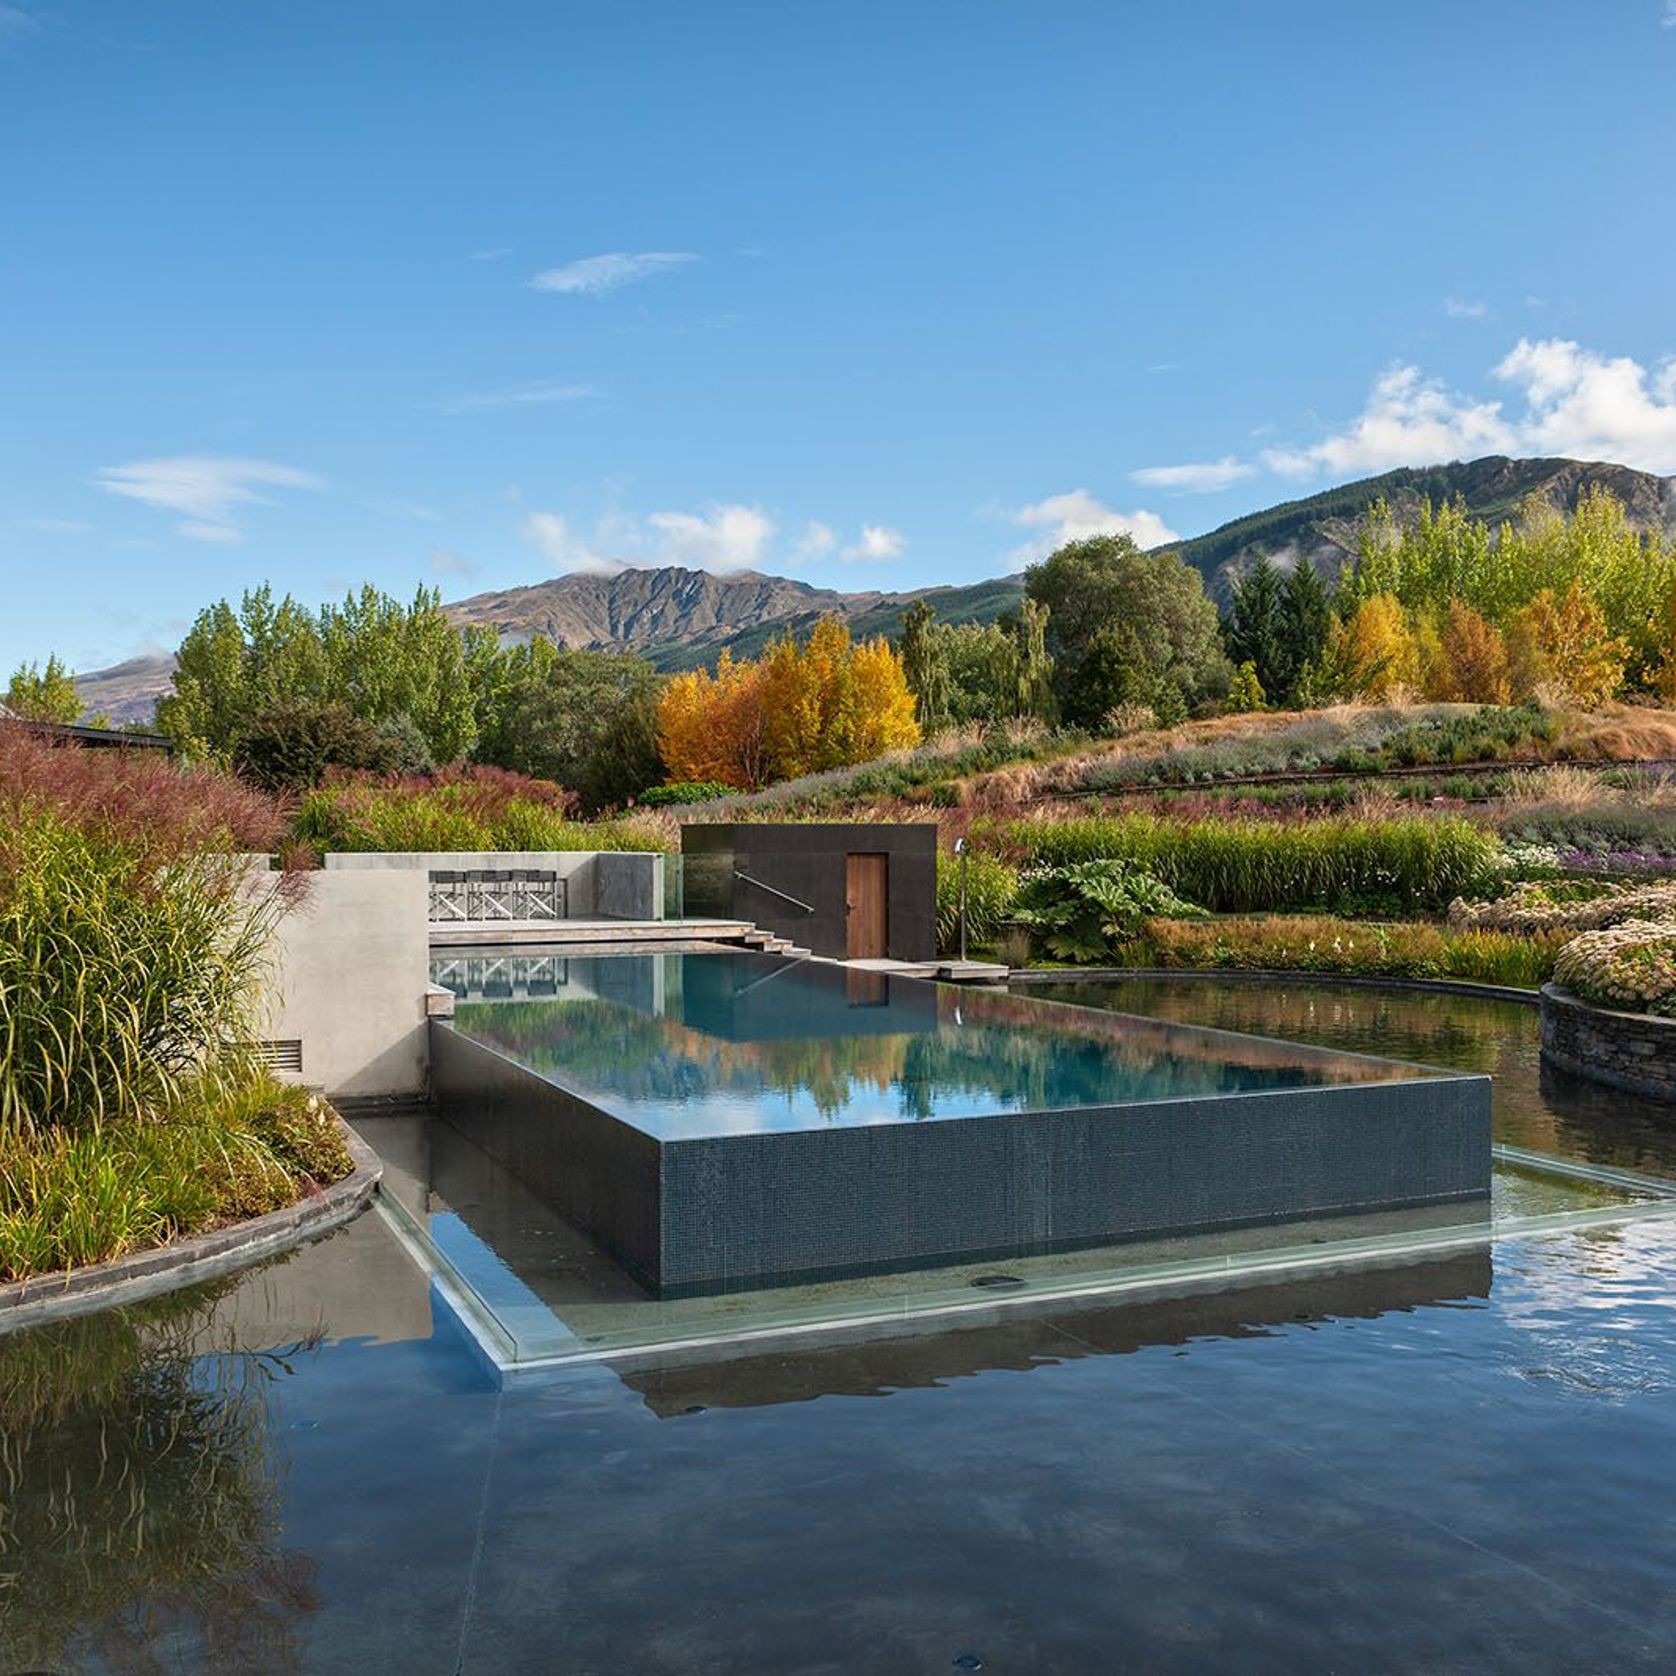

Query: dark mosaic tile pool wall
431 1021 1491 1296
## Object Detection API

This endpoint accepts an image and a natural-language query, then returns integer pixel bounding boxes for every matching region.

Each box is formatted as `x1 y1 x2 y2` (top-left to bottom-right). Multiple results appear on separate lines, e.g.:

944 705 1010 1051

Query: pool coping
0 1114 382 1334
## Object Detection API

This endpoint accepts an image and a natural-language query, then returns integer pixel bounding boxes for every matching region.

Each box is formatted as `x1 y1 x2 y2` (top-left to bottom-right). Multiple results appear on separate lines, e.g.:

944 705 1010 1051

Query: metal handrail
734 869 815 915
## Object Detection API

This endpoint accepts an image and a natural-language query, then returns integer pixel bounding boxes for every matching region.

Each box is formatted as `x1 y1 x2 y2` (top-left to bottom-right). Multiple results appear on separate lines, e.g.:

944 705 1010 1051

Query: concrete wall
681 823 937 960
596 851 665 920
323 850 664 920
259 869 431 1097
1541 984 1676 1103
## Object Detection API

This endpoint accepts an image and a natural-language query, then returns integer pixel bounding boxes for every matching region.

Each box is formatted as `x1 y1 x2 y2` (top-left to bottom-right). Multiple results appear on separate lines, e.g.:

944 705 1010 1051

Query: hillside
71 456 1676 723
1172 455 1676 600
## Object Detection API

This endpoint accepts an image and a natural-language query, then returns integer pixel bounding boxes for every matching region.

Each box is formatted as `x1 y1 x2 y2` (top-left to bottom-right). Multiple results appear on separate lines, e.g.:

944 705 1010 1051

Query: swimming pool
430 950 1490 1298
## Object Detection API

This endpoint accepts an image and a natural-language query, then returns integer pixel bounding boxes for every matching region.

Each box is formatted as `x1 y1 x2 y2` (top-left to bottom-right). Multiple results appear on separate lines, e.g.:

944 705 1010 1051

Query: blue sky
3 0 1676 675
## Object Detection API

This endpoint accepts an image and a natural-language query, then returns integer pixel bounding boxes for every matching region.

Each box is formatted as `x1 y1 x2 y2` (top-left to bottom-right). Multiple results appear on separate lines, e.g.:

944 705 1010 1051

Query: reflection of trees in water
0 1282 318 1675
464 997 1354 1122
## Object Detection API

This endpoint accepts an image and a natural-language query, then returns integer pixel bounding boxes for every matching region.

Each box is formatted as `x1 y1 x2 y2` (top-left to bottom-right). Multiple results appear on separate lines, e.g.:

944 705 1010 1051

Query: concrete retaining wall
259 870 431 1096
1540 984 1676 1104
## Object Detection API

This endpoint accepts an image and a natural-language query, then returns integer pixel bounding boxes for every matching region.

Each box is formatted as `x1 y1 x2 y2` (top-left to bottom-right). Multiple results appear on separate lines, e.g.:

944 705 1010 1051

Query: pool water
446 950 1444 1138
7 978 1676 1672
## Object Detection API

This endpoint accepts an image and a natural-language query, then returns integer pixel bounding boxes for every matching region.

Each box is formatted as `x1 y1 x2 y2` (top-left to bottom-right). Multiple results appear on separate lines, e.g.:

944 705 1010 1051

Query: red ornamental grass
318 761 578 819
0 725 289 873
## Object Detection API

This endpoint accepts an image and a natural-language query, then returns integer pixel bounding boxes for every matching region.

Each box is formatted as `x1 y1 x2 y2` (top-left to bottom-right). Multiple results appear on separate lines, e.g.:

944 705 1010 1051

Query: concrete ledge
1009 967 1542 1007
1540 984 1676 1105
0 1116 382 1334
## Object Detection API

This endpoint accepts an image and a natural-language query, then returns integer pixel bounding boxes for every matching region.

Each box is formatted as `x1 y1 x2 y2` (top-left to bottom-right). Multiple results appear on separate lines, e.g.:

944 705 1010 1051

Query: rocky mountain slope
72 456 1676 722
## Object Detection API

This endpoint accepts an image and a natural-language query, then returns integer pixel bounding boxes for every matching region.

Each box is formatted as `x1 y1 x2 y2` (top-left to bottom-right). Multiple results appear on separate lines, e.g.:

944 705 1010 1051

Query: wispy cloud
840 523 905 562
1130 456 1255 493
790 520 837 563
1002 491 1178 568
436 380 596 414
530 251 699 297
21 516 92 535
522 511 613 574
94 455 322 542
1664 0 1676 27
429 547 479 580
1260 339 1676 478
468 246 510 262
1445 297 1490 320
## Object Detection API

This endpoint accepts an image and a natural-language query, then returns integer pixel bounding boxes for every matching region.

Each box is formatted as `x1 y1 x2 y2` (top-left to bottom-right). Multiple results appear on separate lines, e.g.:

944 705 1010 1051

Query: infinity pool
431 950 1489 1296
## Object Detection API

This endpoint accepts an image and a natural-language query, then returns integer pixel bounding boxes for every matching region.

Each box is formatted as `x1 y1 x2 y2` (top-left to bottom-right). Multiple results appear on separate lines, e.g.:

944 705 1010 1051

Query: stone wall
1540 984 1676 1104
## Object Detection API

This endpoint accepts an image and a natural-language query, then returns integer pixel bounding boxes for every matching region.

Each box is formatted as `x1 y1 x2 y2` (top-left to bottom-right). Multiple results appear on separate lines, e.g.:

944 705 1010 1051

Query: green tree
1008 598 1056 721
940 621 1020 724
1025 536 1226 724
1275 557 1331 702
473 643 666 810
4 654 81 723
898 600 952 733
1224 552 1284 696
1226 660 1266 712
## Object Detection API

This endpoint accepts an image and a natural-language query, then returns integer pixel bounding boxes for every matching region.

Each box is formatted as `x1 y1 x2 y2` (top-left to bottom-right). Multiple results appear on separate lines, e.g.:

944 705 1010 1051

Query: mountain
1171 455 1676 600
70 456 1676 723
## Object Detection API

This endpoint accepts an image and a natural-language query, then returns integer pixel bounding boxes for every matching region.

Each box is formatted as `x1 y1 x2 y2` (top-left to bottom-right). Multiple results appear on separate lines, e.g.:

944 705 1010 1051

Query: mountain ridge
71 455 1676 723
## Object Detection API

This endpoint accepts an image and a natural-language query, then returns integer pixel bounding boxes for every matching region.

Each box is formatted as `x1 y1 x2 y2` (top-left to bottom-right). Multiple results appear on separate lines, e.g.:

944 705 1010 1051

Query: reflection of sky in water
450 952 1442 1140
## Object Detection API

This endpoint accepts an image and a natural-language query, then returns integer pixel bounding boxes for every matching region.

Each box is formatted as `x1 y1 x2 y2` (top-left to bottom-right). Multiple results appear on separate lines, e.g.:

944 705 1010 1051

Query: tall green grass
1008 812 1501 915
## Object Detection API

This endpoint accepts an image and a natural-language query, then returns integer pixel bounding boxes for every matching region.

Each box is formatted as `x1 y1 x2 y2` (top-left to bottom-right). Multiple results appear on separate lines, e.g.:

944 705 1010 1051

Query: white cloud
1260 339 1676 479
437 381 596 414
529 251 699 296
790 520 837 563
646 504 774 571
1005 490 1179 565
1261 364 1515 477
1664 0 1675 27
1130 456 1255 493
468 246 510 262
522 512 616 574
94 455 322 542
840 523 905 561
1445 297 1490 320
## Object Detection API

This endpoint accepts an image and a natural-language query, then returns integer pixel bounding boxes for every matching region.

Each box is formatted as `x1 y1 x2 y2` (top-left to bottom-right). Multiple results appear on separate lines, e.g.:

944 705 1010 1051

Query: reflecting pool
6 980 1676 1673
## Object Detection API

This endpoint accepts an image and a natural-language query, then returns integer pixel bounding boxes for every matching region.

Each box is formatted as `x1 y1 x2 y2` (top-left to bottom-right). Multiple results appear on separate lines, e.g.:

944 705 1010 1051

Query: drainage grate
256 1038 304 1073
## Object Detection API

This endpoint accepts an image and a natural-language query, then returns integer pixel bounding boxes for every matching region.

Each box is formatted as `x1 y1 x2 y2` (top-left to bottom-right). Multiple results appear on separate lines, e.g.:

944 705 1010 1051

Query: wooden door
845 853 889 959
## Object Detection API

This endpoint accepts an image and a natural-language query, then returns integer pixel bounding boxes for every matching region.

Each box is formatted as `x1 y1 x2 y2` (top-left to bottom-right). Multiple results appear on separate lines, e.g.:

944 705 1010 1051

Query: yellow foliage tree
1434 600 1512 704
1332 593 1420 700
656 617 919 789
1506 583 1628 708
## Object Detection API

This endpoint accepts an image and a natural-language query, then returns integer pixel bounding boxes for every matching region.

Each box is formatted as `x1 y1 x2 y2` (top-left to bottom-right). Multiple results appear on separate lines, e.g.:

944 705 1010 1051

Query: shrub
1450 879 1676 936
1553 920 1676 1015
1127 914 1560 988
1008 812 1501 915
290 765 671 853
935 850 1020 955
1012 861 1205 963
640 781 736 807
231 699 428 793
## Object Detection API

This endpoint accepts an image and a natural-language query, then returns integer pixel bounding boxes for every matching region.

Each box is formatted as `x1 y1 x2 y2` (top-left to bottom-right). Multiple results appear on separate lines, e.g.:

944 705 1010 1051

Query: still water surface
4 978 1676 1674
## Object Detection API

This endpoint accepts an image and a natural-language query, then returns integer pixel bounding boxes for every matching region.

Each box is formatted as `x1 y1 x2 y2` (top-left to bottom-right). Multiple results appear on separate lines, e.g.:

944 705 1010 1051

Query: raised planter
0 1116 382 1333
1540 984 1676 1104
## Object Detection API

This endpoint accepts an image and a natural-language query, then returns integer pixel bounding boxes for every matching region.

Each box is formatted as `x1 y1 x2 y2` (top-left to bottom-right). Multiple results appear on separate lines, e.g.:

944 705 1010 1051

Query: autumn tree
1507 583 1628 708
1331 593 1420 700
657 618 918 789
3 654 81 723
1435 601 1512 704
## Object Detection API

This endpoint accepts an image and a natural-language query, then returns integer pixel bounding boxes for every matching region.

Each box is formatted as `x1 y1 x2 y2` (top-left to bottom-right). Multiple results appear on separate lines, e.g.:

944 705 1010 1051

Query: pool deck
429 916 757 948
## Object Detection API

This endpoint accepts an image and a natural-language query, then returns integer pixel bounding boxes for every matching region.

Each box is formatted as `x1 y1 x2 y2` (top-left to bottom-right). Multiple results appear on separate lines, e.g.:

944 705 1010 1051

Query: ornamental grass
1007 812 1501 916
